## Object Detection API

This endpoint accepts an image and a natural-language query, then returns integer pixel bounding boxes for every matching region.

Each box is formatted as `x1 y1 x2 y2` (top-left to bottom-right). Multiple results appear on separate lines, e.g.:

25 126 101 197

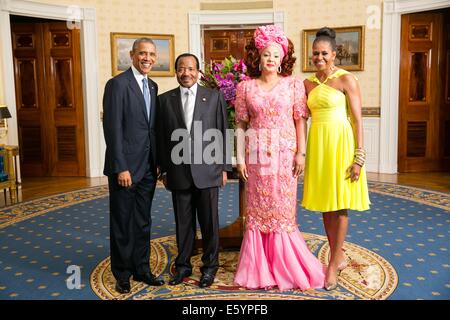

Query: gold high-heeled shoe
324 266 340 291
325 255 348 290
337 260 348 275
324 282 338 291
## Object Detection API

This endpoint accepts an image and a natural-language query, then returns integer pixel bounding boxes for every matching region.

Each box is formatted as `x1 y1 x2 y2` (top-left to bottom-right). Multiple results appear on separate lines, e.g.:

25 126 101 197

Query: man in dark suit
103 38 164 294
157 53 232 288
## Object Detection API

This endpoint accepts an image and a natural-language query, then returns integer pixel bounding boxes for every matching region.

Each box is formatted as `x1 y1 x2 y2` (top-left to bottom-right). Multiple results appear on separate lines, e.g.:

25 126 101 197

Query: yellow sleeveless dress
302 69 370 212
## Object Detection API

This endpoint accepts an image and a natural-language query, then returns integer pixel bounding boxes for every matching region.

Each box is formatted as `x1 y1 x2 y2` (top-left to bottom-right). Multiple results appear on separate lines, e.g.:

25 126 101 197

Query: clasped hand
237 164 248 182
346 163 361 182
117 171 132 188
237 153 305 181
293 153 305 178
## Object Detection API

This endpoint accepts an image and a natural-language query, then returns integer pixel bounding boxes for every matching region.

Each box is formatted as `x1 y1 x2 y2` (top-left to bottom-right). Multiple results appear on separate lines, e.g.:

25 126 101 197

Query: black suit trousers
172 186 219 276
108 166 156 281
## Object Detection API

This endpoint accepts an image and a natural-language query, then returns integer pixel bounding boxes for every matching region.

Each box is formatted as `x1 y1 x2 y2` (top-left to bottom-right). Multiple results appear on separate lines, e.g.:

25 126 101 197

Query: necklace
316 68 338 83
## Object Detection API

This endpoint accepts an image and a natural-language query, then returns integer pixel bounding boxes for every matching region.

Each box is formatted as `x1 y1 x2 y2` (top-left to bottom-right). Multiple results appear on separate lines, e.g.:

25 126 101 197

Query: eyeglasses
176 67 197 73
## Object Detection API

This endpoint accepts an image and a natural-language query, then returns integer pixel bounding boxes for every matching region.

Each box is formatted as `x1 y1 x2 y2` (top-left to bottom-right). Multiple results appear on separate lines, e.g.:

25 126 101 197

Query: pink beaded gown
233 76 325 290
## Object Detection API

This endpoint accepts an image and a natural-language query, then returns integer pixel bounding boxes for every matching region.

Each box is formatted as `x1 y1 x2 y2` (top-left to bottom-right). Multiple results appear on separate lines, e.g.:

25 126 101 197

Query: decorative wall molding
385 0 450 14
0 0 102 177
200 1 273 11
362 107 381 117
364 118 380 173
379 0 449 173
189 10 285 63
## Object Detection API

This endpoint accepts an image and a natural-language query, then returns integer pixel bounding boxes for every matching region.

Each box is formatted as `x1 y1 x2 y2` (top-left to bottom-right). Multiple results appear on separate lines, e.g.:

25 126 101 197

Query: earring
330 62 335 71
258 64 262 71
277 65 282 73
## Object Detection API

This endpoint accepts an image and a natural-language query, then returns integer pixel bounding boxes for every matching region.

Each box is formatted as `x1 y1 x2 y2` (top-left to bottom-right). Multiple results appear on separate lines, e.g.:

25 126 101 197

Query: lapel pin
202 97 206 102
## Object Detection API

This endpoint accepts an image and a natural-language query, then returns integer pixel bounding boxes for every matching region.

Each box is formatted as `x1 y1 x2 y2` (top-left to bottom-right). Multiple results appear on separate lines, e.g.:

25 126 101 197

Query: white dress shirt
131 65 151 120
131 65 148 93
180 83 197 133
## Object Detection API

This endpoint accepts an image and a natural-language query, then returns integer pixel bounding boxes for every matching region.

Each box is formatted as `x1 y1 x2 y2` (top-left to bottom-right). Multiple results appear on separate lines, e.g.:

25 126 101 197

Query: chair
0 145 19 205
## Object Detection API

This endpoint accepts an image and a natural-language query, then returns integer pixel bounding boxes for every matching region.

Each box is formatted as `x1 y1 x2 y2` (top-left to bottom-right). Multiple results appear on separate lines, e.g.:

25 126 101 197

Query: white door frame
188 10 285 63
0 0 103 177
379 0 450 173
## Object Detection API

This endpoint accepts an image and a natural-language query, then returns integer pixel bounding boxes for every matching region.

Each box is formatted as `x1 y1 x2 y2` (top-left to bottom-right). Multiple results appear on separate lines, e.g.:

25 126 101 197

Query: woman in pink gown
234 25 325 290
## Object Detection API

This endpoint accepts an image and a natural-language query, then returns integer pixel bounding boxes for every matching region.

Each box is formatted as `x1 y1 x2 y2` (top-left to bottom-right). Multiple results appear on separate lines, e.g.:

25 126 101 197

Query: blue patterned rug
0 181 448 300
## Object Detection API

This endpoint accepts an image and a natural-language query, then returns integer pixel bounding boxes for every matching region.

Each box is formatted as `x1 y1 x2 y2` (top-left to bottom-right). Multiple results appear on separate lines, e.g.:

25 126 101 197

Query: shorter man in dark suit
103 38 164 294
157 53 232 288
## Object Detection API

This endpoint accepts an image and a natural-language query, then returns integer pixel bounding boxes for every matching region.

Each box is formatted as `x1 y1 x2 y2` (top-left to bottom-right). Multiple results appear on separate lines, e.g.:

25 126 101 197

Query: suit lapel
192 85 209 125
125 68 149 123
170 89 187 129
149 78 156 128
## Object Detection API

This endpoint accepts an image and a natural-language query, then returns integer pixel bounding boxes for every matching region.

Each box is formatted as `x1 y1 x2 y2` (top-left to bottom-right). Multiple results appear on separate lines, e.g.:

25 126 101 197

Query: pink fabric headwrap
253 25 289 59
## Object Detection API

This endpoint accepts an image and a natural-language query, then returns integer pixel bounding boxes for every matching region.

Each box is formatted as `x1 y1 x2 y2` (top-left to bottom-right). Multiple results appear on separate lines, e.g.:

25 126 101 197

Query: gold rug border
0 181 447 231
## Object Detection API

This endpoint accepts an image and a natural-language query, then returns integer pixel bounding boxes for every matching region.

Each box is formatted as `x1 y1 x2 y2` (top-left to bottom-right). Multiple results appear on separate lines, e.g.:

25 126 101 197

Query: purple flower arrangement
200 56 250 128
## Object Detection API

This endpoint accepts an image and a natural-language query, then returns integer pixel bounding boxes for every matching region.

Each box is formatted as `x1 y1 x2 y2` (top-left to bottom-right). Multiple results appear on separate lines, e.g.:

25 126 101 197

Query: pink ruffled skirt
234 228 325 290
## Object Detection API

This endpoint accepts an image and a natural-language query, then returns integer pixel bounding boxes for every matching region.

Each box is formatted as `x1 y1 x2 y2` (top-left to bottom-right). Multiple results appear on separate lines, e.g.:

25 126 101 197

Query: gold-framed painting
302 26 365 72
110 32 175 77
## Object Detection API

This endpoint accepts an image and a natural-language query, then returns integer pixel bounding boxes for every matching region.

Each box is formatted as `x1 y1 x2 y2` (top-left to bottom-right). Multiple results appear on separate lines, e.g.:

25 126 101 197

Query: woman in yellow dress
302 27 370 290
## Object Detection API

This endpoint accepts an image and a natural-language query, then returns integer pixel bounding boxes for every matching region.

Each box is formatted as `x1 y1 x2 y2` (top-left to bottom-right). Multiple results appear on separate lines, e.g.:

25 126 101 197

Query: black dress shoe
133 273 164 286
168 270 192 285
115 279 130 294
199 273 215 288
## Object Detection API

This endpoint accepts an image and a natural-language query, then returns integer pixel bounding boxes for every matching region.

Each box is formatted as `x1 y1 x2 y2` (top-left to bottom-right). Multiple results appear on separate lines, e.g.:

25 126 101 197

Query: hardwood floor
18 177 108 201
0 177 107 207
367 172 450 194
0 172 449 207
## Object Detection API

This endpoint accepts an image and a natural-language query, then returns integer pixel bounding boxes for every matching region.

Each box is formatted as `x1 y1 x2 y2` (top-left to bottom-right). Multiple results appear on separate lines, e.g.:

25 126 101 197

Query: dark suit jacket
157 85 232 190
103 68 158 183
